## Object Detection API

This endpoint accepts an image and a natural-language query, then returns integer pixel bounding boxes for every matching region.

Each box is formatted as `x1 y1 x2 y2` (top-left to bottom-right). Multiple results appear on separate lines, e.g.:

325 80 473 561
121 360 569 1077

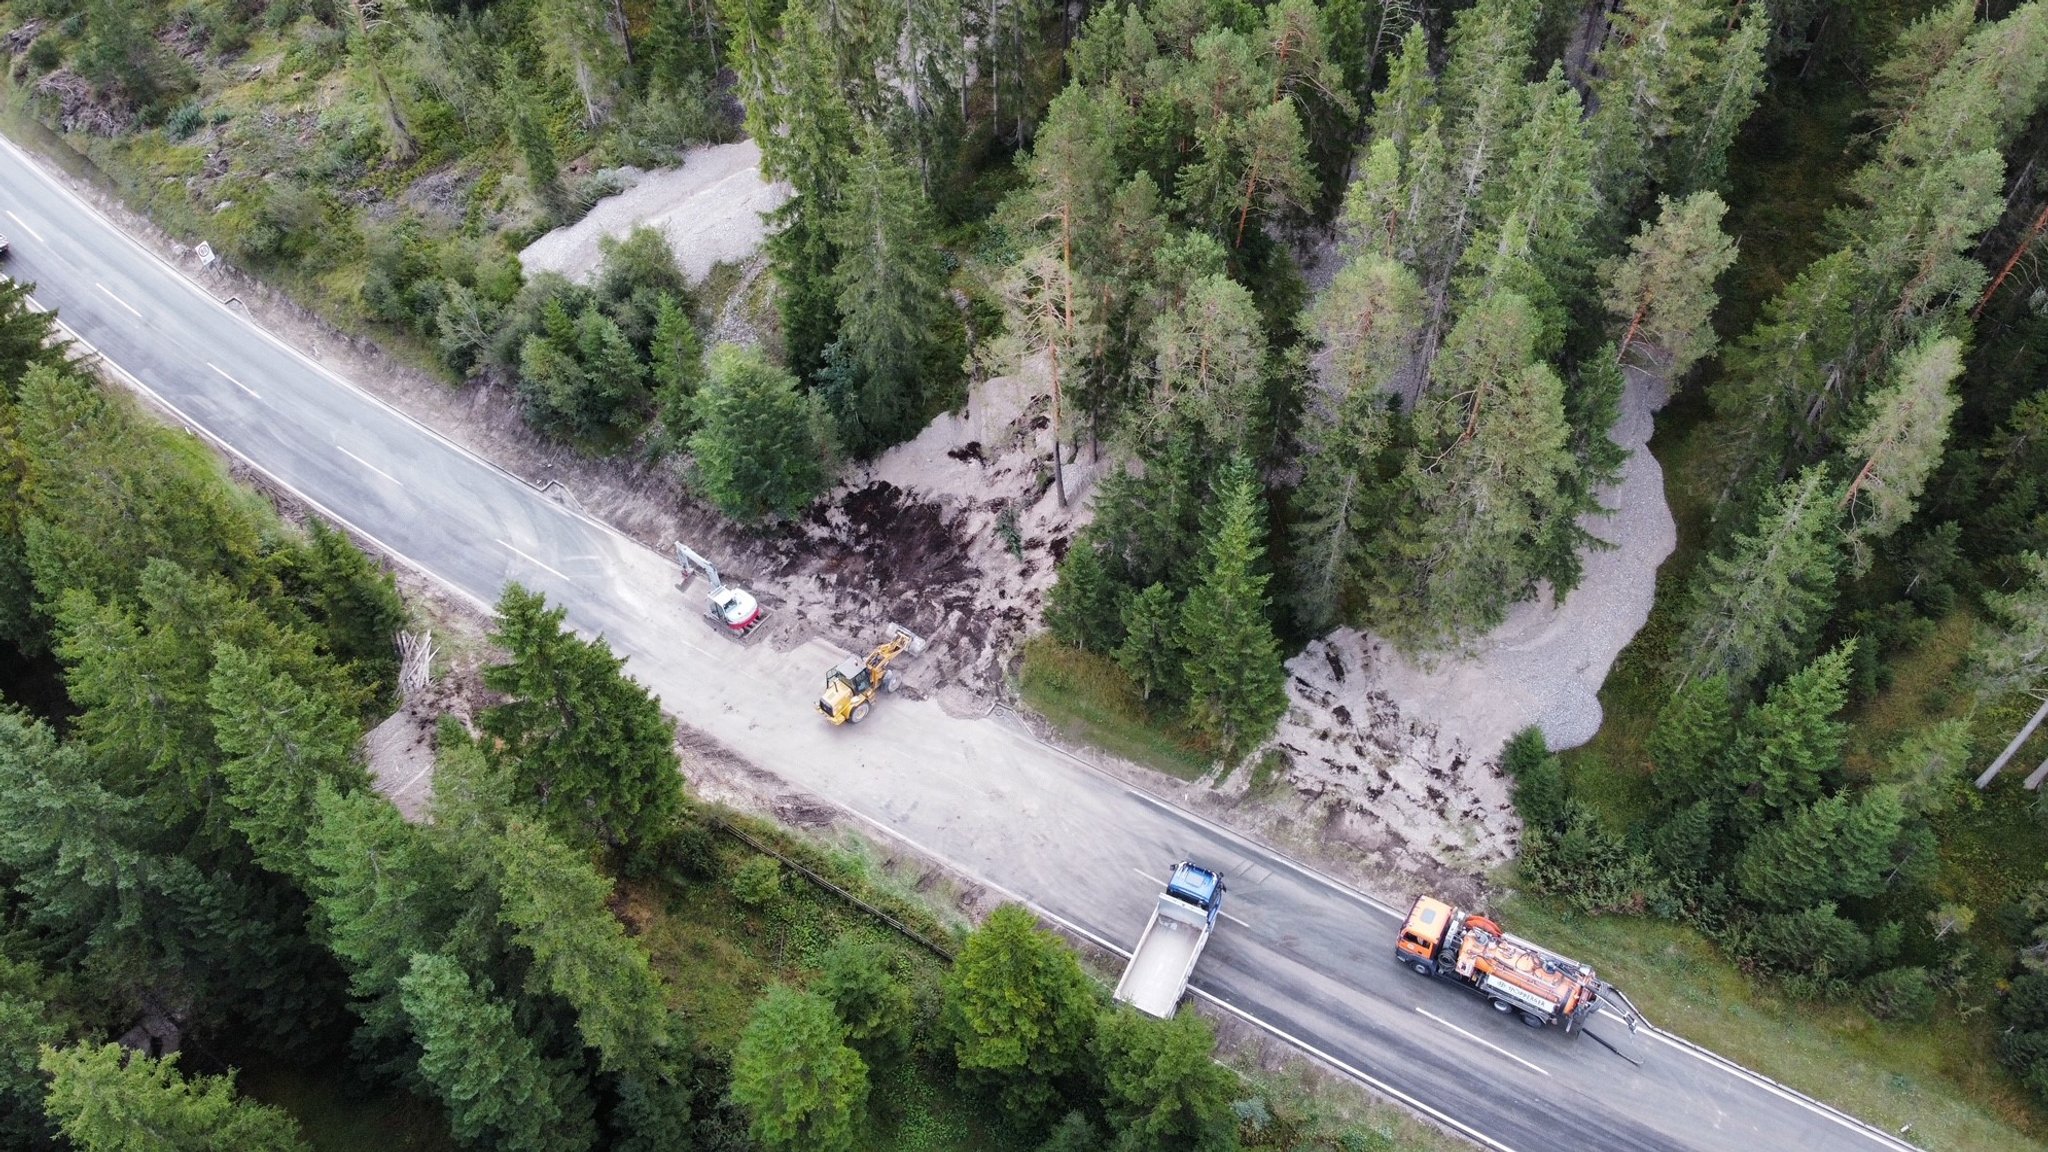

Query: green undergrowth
1018 634 1214 781
1502 899 2048 1152
233 1066 459 1152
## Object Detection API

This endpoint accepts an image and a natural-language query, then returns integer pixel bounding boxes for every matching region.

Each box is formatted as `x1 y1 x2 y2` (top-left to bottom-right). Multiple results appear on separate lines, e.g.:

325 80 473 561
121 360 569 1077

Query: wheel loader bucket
886 623 928 655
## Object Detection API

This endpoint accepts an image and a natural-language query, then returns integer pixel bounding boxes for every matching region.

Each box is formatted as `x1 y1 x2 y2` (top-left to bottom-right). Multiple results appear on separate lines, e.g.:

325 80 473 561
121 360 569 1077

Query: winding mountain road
0 135 1917 1152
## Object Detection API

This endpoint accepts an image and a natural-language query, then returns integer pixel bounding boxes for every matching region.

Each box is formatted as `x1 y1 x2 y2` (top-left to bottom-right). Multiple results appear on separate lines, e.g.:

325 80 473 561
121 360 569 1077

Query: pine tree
1365 23 1431 161
1116 583 1183 702
1093 1009 1240 1152
1882 718 1975 817
1974 550 2048 700
39 1044 312 1152
1583 0 1723 219
1146 275 1270 458
1311 254 1424 401
733 986 869 1152
1724 643 1854 831
942 905 1098 1125
1043 537 1123 653
532 0 629 126
1668 3 1769 198
399 953 597 1152
824 134 955 455
1713 250 1862 473
996 244 1097 504
1602 191 1738 381
480 583 684 854
688 346 839 522
1465 65 1599 334
305 783 455 1055
208 642 367 884
504 60 569 218
1178 460 1288 763
486 819 672 1075
1675 467 1843 691
1840 335 1964 573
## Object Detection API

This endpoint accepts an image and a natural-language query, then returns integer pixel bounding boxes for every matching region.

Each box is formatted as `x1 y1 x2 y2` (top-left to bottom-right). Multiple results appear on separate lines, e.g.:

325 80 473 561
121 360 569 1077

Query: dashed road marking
6 210 45 243
335 444 401 486
208 362 260 399
496 538 570 581
1415 1007 1550 1077
95 282 142 318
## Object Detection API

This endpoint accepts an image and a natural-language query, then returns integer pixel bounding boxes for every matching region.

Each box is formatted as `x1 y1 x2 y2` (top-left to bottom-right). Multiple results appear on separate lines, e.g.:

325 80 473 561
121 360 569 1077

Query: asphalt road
0 137 1917 1152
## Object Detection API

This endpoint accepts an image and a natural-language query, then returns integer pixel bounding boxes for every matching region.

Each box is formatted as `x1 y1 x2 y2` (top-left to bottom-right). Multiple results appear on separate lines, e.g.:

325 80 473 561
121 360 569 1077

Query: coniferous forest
3 1 2048 1150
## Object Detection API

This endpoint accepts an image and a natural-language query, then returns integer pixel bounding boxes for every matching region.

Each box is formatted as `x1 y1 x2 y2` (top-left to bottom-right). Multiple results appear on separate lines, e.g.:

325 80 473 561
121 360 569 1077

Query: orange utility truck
1394 895 1600 1033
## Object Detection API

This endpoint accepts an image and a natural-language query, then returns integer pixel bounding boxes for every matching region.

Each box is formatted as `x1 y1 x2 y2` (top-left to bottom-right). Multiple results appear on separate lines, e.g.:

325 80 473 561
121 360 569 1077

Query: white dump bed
1113 894 1213 1018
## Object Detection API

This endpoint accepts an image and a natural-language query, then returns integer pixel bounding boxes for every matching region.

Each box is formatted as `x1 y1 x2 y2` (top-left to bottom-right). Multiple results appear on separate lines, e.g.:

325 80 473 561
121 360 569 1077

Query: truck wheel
1491 999 1514 1014
850 702 871 724
1520 1011 1546 1028
1411 960 1434 977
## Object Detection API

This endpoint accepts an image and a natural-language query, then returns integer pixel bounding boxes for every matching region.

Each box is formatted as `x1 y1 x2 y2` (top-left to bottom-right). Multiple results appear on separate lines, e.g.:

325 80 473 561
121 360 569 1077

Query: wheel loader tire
883 670 900 693
1520 1011 1546 1028
850 702 871 724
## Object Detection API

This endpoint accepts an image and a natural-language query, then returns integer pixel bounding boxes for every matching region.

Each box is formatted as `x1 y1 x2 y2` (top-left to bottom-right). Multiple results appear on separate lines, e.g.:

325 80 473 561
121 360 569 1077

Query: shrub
163 100 205 140
728 855 783 909
25 38 62 74
817 937 914 1060
1860 967 1936 1023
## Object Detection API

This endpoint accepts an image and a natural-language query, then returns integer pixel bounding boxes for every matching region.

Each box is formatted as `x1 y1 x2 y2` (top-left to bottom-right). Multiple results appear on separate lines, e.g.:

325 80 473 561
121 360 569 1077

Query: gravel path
518 139 790 285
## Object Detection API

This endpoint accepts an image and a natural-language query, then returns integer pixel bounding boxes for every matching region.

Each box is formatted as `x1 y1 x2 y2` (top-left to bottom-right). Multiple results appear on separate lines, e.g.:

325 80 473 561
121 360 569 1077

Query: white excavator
674 541 767 642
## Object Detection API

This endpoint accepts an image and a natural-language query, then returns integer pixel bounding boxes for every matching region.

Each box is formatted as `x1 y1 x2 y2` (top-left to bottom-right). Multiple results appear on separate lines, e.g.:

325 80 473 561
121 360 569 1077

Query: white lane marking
208 362 260 399
1195 992 1523 1152
95 282 143 318
1632 1024 1917 1150
6 210 45 243
1415 1007 1551 1077
1132 866 1159 885
335 444 401 486
496 539 570 581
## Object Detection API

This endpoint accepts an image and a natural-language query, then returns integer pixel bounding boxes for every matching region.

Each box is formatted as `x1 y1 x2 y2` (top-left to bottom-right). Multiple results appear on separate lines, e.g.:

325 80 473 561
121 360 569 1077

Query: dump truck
1113 862 1226 1019
1395 895 1599 1032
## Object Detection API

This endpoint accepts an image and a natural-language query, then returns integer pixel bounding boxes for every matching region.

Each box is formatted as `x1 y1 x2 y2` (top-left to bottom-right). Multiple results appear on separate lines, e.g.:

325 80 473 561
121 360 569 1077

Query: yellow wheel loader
817 624 927 725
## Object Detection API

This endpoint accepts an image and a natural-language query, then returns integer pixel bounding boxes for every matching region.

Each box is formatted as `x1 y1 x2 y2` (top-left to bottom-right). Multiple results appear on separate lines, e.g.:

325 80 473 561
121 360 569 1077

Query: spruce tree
1093 1009 1241 1152
1839 335 1964 573
1602 192 1738 381
1287 386 1392 633
1724 643 1854 831
688 346 839 522
1043 537 1124 653
650 294 705 450
1732 785 1904 911
1675 467 1843 691
1177 461 1288 764
480 584 684 855
824 135 954 455
208 642 367 884
817 937 915 1060
1369 291 1576 650
399 953 596 1152
732 986 869 1152
486 818 672 1075
1648 673 1735 810
1116 583 1184 702
942 905 1098 1125
305 783 455 1055
1583 0 1722 219
39 1044 312 1152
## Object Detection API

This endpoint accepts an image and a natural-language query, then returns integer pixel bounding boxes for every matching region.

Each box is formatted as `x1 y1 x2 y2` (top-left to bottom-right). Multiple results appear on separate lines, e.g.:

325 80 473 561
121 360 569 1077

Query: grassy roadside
1501 899 2047 1152
1017 634 1214 781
